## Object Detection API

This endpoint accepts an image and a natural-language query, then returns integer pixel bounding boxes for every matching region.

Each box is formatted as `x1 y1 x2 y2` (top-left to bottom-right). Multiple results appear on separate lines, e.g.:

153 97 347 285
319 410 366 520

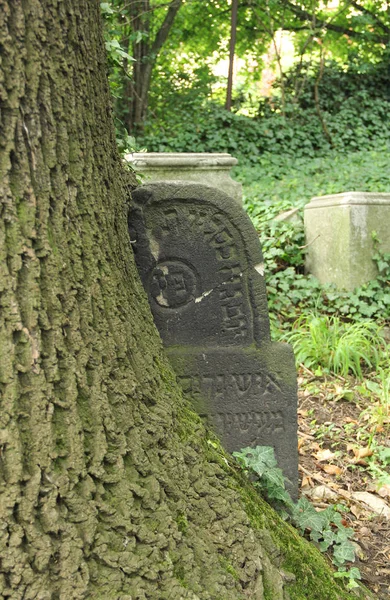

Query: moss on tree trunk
0 1 373 598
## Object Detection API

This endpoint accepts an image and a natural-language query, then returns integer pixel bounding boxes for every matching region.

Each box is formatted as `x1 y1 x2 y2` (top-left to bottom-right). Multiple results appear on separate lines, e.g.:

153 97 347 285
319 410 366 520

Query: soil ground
297 369 390 599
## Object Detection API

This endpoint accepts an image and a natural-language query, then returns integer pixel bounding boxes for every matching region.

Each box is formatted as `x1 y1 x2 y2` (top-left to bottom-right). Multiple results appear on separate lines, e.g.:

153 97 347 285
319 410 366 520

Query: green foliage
366 442 390 486
140 59 390 163
256 60 390 154
334 567 362 590
265 266 390 335
103 0 390 143
234 446 361 588
282 315 387 377
241 146 390 211
234 446 292 508
141 101 267 159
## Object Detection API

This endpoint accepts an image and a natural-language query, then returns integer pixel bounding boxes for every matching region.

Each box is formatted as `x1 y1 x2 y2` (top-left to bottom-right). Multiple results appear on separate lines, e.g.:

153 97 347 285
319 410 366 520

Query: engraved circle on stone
150 260 198 309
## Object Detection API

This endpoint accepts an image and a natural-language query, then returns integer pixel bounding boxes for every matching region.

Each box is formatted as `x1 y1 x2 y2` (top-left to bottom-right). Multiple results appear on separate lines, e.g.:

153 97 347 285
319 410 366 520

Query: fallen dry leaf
351 492 390 519
350 504 364 519
305 484 338 501
353 447 374 460
313 448 336 462
322 464 342 475
352 458 370 466
301 475 312 488
373 424 384 433
378 485 390 499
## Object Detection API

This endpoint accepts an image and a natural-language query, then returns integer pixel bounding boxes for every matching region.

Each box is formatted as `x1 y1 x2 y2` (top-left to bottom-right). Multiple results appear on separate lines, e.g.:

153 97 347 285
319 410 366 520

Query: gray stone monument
304 191 390 290
129 182 298 494
125 152 243 204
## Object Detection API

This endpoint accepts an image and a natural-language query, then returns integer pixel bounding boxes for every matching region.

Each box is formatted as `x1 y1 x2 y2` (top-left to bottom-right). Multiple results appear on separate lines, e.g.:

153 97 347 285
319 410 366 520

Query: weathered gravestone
129 182 298 494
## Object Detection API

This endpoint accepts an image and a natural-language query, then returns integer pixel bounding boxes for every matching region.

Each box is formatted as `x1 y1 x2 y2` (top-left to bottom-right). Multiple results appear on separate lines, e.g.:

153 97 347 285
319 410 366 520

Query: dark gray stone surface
130 182 298 495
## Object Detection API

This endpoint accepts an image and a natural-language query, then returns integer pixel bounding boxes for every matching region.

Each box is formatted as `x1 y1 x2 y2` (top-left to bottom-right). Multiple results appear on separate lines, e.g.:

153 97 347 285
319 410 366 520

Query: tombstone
129 182 298 495
125 153 243 204
305 192 390 290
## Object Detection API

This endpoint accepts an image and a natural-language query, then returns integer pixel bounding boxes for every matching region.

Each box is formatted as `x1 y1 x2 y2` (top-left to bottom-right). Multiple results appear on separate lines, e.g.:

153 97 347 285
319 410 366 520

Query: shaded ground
298 369 390 599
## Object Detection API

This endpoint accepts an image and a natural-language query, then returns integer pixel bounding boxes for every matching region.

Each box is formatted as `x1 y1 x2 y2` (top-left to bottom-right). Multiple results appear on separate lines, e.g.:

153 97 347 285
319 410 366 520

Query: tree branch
151 0 183 57
280 0 388 43
348 0 390 34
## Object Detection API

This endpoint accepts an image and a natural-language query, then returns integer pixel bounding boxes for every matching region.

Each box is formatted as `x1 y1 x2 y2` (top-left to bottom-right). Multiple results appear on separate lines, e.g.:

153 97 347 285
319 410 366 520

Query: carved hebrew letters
176 372 283 401
149 203 250 343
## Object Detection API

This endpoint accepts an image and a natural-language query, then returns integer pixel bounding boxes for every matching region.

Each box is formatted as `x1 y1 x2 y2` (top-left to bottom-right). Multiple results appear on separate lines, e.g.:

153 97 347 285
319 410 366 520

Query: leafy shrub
258 60 390 155
139 59 390 163
266 270 390 334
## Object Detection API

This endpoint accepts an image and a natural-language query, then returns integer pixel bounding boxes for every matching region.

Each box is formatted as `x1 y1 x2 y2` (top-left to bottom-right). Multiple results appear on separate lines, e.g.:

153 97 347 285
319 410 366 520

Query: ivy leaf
333 540 356 567
234 446 278 478
294 498 330 533
263 466 286 489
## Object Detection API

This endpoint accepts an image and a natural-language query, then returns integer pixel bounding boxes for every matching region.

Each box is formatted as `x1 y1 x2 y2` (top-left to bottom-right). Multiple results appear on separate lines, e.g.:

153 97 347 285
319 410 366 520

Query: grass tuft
282 315 387 378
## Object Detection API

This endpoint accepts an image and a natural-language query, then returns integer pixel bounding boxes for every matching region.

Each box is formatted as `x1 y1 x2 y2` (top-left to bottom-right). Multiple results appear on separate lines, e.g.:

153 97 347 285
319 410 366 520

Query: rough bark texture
0 1 369 599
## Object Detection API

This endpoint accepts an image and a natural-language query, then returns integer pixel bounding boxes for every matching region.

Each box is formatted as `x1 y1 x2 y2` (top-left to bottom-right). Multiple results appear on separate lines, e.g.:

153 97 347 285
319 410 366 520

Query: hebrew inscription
177 372 283 401
210 411 285 436
152 202 251 343
130 182 298 496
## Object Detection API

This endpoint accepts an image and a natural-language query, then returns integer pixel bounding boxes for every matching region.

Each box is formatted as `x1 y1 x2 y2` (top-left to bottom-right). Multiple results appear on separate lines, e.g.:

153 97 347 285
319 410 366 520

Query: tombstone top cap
307 191 390 209
125 152 238 169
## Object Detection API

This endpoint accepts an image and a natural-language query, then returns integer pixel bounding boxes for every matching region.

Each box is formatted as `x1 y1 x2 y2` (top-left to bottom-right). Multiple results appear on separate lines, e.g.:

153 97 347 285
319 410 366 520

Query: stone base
167 344 298 498
304 192 390 290
125 153 243 204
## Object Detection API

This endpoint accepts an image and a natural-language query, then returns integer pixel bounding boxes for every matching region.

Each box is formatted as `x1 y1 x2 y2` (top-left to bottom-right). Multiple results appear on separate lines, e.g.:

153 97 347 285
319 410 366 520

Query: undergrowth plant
139 59 390 165
282 315 387 378
359 366 390 426
233 446 361 589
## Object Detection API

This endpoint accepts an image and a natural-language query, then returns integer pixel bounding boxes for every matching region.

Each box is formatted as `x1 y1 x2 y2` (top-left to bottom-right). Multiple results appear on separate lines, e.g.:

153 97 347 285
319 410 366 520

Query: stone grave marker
129 182 298 494
305 191 390 290
125 152 243 204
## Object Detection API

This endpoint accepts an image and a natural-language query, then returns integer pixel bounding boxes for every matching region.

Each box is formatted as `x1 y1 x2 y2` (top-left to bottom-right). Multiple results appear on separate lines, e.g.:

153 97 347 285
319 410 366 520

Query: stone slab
126 152 243 204
130 182 298 495
304 191 390 290
167 346 297 489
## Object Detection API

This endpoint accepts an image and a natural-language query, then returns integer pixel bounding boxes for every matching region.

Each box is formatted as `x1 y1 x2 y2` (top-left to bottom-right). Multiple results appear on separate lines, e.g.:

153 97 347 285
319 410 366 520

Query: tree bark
0 1 371 598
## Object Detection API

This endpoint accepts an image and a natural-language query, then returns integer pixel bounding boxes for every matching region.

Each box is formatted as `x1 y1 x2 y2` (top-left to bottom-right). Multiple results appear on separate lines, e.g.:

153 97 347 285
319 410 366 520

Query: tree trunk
0 1 369 598
226 0 238 111
125 0 183 134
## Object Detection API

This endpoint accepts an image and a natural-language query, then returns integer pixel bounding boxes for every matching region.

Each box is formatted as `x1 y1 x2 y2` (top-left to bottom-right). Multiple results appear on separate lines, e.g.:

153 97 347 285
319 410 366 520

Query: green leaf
294 498 330 533
332 540 356 567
